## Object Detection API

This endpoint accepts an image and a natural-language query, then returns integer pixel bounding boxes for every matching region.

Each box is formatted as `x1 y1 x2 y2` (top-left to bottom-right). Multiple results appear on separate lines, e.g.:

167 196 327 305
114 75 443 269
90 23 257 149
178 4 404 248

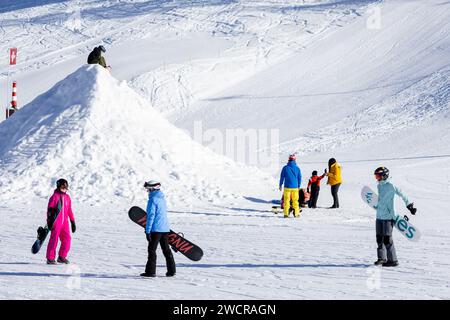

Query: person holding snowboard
87 45 109 69
373 167 417 267
307 170 326 208
141 180 176 278
325 158 342 208
46 179 76 265
279 154 302 218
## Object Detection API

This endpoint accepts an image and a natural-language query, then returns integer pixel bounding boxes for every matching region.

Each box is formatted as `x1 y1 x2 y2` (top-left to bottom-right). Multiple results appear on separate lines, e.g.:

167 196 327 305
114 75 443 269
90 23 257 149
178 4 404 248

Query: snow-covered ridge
278 67 450 155
0 65 274 205
129 0 371 118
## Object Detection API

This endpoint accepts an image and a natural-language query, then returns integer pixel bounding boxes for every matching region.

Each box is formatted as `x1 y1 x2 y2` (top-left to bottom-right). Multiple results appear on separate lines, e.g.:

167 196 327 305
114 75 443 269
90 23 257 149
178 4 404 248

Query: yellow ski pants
283 188 300 217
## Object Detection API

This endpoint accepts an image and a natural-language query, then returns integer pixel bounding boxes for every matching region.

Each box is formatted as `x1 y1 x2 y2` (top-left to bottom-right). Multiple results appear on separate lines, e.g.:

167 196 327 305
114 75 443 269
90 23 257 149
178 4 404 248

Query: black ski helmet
99 45 106 53
312 170 318 176
56 178 68 189
374 167 389 180
328 158 336 169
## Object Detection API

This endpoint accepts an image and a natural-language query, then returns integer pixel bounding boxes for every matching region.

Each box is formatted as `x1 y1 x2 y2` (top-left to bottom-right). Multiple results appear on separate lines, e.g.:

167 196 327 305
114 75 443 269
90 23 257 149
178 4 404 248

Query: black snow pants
309 185 320 208
145 232 176 275
331 183 341 208
376 219 397 262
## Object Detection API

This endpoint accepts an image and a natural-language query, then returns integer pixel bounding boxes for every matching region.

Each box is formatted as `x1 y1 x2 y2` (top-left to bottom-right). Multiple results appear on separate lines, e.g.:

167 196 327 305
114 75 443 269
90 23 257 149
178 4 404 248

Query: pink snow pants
46 217 71 260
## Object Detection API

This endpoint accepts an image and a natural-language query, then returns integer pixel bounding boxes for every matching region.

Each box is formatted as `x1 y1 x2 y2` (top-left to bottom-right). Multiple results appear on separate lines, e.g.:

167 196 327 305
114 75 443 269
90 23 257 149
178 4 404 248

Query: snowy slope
0 0 368 119
174 0 450 165
0 65 274 205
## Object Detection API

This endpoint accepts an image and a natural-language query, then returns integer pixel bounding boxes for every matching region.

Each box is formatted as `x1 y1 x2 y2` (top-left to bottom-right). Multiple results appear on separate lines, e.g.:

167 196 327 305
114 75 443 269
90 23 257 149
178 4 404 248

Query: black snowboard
128 206 204 261
31 226 50 254
31 199 62 255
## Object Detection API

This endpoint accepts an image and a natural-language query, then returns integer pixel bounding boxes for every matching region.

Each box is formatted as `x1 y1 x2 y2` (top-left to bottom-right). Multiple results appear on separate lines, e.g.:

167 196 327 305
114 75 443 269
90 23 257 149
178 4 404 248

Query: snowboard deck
271 206 282 214
128 206 203 261
271 206 301 216
361 186 421 242
31 226 50 254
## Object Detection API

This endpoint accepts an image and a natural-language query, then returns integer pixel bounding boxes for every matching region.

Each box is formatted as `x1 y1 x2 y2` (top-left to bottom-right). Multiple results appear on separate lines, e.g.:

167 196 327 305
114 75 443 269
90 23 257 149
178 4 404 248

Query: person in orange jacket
307 170 326 208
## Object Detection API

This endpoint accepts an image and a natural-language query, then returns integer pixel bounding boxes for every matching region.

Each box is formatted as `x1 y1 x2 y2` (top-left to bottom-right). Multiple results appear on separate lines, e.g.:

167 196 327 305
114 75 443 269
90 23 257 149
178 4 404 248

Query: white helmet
144 180 161 190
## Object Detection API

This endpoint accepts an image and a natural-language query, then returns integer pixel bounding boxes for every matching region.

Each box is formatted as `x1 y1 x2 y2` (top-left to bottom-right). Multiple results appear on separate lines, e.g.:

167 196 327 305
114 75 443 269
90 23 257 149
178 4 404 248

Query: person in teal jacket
373 167 417 267
141 180 176 278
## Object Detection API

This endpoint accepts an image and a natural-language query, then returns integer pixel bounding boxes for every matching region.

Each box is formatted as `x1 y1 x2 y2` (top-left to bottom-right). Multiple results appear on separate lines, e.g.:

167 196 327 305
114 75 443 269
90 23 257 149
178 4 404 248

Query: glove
47 208 56 230
307 188 310 194
406 203 417 215
146 233 151 242
70 220 76 233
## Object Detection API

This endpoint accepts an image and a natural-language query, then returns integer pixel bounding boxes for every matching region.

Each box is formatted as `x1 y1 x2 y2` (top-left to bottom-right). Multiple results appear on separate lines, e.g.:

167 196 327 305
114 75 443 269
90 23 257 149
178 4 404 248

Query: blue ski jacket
279 160 302 189
145 190 170 233
375 179 411 220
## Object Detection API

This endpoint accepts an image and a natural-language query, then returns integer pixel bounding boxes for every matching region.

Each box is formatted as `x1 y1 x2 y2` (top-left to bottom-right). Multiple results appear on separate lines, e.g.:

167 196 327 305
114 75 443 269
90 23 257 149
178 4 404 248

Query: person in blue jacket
373 167 417 267
141 180 176 277
279 154 302 218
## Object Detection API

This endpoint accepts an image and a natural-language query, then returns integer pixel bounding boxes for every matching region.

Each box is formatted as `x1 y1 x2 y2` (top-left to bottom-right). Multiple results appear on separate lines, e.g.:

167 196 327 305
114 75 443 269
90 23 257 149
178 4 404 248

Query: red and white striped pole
6 48 17 119
6 81 17 118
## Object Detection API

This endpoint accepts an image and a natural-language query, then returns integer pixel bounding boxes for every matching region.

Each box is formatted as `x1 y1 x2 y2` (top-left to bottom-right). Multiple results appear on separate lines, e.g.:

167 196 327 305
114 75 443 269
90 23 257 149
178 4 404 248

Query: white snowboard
361 186 421 242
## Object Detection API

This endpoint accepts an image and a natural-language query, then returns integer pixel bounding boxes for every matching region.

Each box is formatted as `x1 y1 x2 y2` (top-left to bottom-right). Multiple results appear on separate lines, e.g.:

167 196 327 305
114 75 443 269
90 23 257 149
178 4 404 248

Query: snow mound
0 65 274 205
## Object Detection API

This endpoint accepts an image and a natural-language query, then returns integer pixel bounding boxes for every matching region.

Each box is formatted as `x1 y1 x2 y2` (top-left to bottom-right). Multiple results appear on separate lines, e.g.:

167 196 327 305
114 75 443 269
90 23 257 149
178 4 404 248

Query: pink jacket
47 189 75 227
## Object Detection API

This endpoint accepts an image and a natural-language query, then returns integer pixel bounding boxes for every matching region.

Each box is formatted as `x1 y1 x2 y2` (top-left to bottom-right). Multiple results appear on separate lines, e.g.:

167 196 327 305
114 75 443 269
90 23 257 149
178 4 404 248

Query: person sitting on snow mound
46 179 76 265
279 154 302 218
373 167 417 267
87 45 110 69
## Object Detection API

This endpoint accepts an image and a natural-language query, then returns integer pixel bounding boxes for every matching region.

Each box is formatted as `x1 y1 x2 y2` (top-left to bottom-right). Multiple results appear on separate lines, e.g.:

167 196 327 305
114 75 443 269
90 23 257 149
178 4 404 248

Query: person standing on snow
373 167 417 267
325 158 342 208
141 180 176 278
307 170 326 208
279 154 302 218
46 179 76 265
87 45 109 69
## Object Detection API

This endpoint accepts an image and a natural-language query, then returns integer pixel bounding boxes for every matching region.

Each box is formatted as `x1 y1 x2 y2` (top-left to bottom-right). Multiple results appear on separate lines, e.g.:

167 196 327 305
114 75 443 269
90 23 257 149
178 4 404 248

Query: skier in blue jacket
279 154 302 218
141 180 176 277
373 167 417 267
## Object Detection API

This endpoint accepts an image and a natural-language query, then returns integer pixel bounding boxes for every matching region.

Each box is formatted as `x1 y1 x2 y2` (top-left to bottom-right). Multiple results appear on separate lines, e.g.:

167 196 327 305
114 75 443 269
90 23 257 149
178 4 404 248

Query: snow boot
382 260 399 267
166 272 176 277
140 273 156 278
57 256 70 264
374 259 387 266
47 259 57 265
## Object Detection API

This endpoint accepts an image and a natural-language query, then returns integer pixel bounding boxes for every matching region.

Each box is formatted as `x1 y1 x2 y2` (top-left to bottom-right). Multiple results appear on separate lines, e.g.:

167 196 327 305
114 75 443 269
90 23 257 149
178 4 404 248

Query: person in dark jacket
87 45 108 68
279 154 302 218
307 170 326 208
140 180 176 278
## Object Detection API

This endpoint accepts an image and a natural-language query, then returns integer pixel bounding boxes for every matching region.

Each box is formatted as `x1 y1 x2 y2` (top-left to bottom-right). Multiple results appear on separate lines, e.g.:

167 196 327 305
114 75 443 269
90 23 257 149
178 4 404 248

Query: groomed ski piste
0 0 449 299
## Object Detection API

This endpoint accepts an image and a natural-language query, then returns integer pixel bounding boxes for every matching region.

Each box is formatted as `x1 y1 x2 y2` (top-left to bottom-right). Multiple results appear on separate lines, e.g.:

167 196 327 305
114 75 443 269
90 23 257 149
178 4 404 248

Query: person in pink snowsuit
46 179 76 264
